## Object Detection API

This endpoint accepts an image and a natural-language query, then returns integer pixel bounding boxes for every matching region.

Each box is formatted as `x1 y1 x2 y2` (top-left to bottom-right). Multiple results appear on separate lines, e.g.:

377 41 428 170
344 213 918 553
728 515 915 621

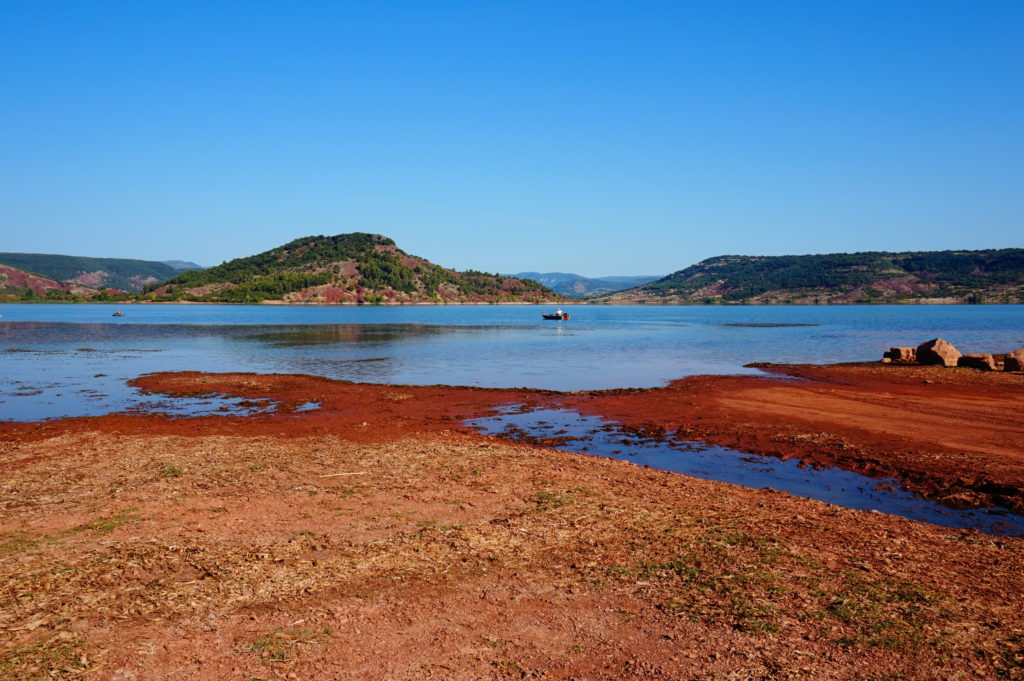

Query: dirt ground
1 365 1023 680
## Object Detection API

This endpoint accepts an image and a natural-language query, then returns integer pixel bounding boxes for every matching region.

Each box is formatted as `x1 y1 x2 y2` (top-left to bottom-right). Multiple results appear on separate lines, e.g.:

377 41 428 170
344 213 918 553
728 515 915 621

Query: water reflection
2 302 1023 421
467 407 1024 536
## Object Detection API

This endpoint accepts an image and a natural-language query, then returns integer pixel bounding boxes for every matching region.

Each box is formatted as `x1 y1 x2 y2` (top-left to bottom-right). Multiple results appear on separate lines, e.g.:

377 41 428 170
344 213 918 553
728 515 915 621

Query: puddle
466 407 1024 537
116 391 281 419
292 401 321 414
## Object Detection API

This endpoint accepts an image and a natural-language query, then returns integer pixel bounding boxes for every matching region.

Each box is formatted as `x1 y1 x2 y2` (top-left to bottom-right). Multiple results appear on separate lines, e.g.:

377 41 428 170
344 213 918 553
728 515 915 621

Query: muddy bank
559 363 1024 513
4 363 1020 513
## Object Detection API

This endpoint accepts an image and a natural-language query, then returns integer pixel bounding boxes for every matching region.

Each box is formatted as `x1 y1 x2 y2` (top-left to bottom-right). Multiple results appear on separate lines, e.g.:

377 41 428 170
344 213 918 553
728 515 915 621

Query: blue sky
1 1 1021 277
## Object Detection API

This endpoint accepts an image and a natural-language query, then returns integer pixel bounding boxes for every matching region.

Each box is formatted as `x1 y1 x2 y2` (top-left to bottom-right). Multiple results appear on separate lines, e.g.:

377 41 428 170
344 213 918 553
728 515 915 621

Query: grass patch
0 531 40 555
77 508 140 536
160 463 183 478
0 631 90 681
825 573 943 650
531 490 575 512
597 519 953 649
244 627 332 665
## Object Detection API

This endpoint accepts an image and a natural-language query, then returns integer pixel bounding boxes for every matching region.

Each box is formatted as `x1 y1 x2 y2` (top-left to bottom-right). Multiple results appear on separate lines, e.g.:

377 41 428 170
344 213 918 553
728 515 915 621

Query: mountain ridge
599 249 1024 304
505 272 661 298
0 253 183 292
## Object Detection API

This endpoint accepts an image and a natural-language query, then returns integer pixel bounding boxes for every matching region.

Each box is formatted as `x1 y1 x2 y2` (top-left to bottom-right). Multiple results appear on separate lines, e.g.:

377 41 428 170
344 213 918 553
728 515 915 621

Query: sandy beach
2 365 1023 679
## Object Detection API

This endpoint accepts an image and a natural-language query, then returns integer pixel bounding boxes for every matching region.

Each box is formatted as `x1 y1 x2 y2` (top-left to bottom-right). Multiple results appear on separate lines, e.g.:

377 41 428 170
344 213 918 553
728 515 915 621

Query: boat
112 309 124 317
542 308 570 320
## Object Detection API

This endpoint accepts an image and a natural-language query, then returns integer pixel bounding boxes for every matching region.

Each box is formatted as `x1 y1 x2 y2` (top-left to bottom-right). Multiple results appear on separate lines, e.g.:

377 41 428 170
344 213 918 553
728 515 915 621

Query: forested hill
145 233 559 304
0 253 182 292
600 249 1024 304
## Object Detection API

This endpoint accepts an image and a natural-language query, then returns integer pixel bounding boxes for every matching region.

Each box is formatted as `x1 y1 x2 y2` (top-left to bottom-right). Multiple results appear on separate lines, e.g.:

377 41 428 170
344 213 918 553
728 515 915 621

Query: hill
160 260 206 271
599 249 1024 304
146 233 560 304
0 263 114 301
0 253 181 292
506 272 660 298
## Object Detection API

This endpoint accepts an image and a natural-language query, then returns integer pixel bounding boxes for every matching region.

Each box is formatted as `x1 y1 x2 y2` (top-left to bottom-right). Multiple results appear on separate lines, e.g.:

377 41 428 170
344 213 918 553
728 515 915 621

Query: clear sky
1 1 1021 277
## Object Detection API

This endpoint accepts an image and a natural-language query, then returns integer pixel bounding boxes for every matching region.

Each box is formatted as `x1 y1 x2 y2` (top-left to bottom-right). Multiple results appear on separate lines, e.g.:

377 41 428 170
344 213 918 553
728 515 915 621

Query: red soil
2 365 1024 679
4 363 1020 511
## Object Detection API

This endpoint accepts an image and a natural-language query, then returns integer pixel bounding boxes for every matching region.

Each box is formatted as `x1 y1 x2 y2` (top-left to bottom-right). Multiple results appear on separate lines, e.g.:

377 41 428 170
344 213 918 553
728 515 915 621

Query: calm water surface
2 302 1022 534
1 303 1021 421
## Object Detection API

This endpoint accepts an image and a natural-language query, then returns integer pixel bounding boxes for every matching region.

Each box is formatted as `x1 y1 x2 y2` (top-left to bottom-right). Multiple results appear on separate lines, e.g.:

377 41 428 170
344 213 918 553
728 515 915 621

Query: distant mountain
160 260 206 271
0 263 113 301
0 252 180 292
506 272 661 298
147 233 562 304
599 249 1024 304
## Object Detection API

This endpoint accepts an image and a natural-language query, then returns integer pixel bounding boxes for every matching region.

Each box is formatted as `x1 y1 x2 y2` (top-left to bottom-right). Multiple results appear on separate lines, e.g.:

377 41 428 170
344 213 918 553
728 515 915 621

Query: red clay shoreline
3 363 1024 679
3 362 1021 513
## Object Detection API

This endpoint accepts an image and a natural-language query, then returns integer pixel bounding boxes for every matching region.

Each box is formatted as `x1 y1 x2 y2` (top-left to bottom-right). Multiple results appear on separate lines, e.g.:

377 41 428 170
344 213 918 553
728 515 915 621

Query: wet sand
1 364 1023 679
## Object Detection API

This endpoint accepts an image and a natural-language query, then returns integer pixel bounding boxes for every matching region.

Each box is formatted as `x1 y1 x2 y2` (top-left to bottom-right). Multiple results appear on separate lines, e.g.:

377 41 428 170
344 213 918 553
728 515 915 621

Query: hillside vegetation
0 253 180 292
0 263 114 301
601 249 1024 304
146 233 558 304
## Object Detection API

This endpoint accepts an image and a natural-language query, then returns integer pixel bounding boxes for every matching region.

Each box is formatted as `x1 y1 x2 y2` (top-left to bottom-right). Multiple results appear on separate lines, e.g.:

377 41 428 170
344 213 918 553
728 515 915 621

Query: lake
1 303 1021 422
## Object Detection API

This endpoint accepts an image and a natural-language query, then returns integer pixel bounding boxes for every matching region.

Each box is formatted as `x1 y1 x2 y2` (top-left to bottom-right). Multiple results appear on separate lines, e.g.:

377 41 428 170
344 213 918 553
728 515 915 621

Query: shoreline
3 363 1024 678
4 362 1022 513
3 299 1022 306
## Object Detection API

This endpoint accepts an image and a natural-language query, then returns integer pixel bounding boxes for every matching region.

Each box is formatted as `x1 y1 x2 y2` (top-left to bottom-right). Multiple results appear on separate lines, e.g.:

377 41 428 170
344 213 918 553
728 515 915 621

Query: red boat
542 309 570 320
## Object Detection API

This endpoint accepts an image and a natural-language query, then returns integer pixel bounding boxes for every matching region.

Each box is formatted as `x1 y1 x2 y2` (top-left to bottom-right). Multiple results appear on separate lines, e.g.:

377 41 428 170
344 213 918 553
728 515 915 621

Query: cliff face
600 249 1024 304
146 233 562 304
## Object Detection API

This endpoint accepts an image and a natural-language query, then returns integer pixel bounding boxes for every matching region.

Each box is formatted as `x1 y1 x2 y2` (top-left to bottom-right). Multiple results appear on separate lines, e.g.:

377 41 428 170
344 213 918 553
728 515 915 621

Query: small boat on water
112 309 124 317
542 308 570 320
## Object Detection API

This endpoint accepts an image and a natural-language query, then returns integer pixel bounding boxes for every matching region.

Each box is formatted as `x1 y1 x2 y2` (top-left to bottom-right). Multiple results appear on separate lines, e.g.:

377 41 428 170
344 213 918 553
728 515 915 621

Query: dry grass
1 429 1023 679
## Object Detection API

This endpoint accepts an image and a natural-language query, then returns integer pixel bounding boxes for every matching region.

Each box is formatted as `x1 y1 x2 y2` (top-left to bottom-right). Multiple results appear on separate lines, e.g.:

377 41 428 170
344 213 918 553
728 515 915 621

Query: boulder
1005 348 1024 372
882 347 917 364
916 338 961 367
958 354 998 371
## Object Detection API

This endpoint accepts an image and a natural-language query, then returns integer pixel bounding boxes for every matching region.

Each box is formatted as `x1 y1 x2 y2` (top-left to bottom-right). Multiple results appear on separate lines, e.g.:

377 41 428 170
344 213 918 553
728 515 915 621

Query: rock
958 354 998 371
1005 348 1024 372
883 347 917 364
916 338 961 367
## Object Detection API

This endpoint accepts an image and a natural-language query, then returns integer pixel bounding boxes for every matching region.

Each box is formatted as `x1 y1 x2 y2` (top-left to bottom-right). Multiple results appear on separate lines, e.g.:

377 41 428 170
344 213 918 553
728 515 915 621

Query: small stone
883 347 917 364
1004 348 1024 372
958 354 999 371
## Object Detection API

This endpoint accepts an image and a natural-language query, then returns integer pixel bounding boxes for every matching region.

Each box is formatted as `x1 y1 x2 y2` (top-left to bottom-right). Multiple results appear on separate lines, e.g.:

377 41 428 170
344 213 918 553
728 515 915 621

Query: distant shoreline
1 299 1019 306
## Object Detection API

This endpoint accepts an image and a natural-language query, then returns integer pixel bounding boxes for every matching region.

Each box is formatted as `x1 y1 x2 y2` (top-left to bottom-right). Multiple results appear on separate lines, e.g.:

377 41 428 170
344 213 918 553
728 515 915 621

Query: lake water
2 302 1022 534
1 303 1022 422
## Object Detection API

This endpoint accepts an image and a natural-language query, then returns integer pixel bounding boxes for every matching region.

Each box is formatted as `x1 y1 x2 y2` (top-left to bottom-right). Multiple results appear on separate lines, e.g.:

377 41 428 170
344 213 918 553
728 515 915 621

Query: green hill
600 249 1024 304
146 233 559 304
0 253 180 292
